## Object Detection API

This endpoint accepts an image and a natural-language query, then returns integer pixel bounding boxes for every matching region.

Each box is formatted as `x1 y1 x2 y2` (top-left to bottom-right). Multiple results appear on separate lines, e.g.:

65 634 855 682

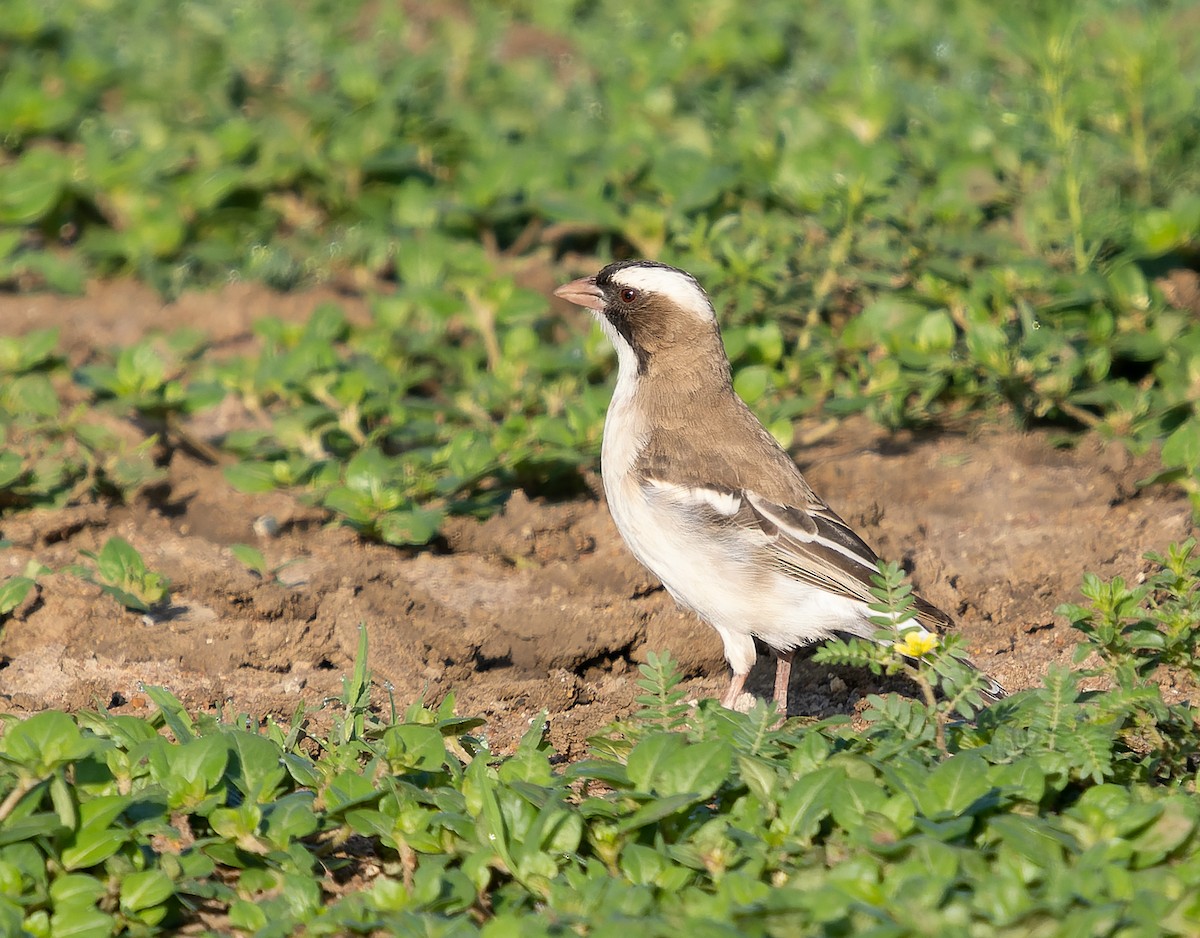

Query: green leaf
60 827 127 871
119 869 174 913
733 365 771 404
1161 418 1200 471
262 792 320 846
0 903 18 938
49 774 76 829
0 330 59 373
829 776 889 831
0 711 93 773
1132 208 1187 254
915 753 994 818
538 806 583 857
0 577 34 616
95 583 154 614
737 754 779 804
229 543 268 576
1130 797 1198 866
377 506 445 546
380 724 447 772
0 810 65 846
18 250 86 293
0 147 68 224
48 907 115 938
173 736 228 795
323 486 373 523
3 374 59 418
93 536 143 582
0 230 21 263
228 899 268 932
81 536 168 611
620 842 667 885
914 310 957 354
777 766 842 839
991 760 1046 804
323 770 381 815
209 802 263 844
226 731 287 804
0 453 24 489
142 685 195 742
281 753 321 789
224 461 283 494
988 815 1072 867
343 447 393 497
614 793 700 835
50 874 107 910
626 733 686 793
651 740 733 800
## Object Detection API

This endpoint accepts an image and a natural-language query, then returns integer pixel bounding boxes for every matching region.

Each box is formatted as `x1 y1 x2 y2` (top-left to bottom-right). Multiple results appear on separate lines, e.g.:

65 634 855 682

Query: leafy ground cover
2 286 1190 930
1 300 1196 937
3 557 1200 936
2 0 1200 934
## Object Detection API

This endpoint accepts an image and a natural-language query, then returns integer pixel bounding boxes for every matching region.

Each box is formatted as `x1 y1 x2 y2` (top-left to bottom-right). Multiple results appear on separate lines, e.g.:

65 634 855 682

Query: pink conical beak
553 276 605 311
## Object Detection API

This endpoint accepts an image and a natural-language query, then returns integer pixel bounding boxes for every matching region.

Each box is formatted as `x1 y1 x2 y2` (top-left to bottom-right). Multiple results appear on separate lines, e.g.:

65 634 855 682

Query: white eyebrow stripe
611 266 715 322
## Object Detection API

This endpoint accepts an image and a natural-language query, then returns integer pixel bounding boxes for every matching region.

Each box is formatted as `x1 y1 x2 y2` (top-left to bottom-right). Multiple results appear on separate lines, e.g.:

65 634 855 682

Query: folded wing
644 478 954 632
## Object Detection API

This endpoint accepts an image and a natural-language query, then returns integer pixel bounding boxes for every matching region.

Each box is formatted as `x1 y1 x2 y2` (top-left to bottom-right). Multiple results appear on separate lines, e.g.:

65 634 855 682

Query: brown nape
626 297 730 379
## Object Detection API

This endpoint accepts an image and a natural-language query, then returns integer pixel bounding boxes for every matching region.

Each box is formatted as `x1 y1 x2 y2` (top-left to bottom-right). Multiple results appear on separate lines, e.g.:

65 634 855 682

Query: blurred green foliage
0 328 165 512
1 0 1199 533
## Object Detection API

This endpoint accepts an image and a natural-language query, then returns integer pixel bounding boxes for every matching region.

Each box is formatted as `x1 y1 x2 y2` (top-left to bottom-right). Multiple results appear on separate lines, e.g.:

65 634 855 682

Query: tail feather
912 592 1008 704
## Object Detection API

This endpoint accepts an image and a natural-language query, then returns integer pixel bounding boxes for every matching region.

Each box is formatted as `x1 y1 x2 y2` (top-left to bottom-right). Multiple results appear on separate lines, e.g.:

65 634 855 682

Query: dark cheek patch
607 311 650 374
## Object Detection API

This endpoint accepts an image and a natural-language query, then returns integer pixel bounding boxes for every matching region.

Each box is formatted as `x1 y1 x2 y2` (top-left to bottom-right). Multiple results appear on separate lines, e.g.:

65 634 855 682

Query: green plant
812 560 999 751
1143 419 1200 516
1056 538 1200 781
75 536 171 613
2 544 1200 934
0 330 166 513
0 559 48 641
209 294 605 545
0 559 42 612
227 543 303 587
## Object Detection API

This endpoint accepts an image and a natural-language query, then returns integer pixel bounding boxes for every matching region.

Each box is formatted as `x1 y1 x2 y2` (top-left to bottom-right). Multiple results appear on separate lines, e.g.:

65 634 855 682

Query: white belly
601 414 873 675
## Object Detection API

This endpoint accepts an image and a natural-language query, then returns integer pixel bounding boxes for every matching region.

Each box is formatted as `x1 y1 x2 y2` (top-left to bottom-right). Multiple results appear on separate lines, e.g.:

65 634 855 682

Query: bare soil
1 281 1196 758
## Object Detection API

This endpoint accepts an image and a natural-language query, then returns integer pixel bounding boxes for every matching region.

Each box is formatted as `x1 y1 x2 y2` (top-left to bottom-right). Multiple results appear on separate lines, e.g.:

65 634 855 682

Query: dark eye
618 287 639 304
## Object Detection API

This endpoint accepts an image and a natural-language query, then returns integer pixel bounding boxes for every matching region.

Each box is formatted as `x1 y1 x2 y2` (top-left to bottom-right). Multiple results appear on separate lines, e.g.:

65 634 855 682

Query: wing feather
644 478 954 632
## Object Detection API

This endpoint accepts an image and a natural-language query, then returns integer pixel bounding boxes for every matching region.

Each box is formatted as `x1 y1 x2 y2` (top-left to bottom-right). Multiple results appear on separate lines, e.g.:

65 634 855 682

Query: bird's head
554 260 723 377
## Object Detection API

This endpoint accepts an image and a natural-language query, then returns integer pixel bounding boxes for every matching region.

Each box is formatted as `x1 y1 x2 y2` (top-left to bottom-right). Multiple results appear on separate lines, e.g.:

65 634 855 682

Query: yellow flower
896 629 939 658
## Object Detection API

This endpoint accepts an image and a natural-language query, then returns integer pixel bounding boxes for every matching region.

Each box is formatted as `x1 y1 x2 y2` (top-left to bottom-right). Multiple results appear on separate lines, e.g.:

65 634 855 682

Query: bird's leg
773 650 795 716
720 670 749 709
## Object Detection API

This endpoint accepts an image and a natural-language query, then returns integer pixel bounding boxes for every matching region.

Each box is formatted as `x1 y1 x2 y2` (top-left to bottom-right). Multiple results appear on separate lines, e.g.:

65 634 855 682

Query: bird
554 259 1005 714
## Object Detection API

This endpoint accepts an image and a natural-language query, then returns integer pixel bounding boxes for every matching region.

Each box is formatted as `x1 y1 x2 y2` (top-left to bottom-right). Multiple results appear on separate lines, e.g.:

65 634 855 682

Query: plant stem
910 667 947 756
0 776 42 824
1040 27 1089 275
